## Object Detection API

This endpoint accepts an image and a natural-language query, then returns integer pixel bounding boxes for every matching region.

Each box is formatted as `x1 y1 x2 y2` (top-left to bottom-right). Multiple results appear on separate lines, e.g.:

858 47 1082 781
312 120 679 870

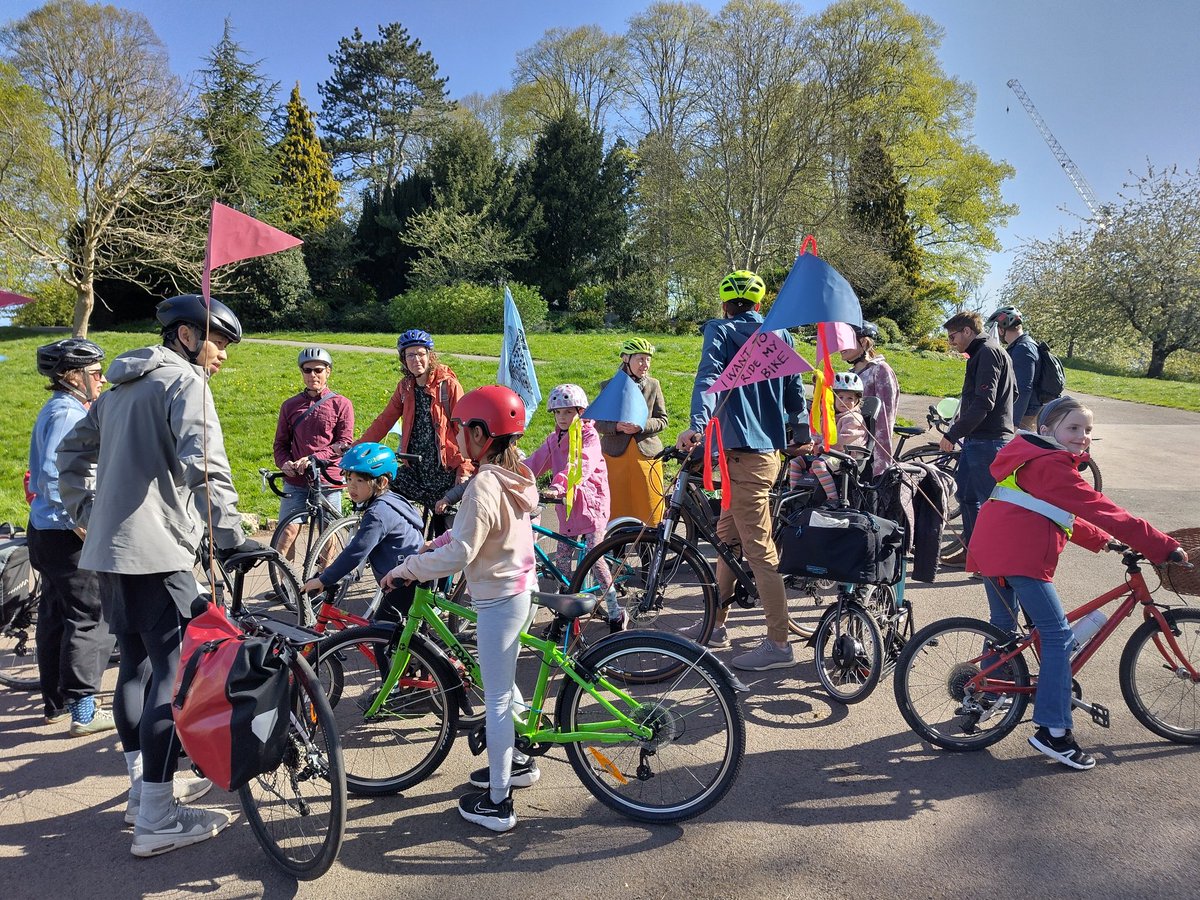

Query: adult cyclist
987 306 1042 430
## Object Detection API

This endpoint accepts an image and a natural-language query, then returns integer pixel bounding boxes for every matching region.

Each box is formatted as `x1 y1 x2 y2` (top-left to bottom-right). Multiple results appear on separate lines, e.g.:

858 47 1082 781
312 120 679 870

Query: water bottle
1070 610 1107 655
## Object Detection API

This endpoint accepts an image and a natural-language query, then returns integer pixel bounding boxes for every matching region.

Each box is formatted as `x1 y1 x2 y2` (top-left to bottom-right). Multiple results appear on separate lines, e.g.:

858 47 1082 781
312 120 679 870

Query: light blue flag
585 368 649 428
760 253 864 332
497 286 541 426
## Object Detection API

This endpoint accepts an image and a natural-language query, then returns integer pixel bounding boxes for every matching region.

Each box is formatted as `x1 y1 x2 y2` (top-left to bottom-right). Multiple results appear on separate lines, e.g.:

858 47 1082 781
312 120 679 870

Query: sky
4 0 1198 308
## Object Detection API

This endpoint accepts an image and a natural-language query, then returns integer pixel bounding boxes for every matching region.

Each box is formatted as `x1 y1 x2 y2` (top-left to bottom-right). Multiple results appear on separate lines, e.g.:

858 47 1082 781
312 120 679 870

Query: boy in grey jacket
58 294 261 858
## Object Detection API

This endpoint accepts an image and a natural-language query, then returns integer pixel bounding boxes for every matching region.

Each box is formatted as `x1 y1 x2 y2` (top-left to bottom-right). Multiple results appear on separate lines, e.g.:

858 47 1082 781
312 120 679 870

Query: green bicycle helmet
619 337 656 357
718 270 766 305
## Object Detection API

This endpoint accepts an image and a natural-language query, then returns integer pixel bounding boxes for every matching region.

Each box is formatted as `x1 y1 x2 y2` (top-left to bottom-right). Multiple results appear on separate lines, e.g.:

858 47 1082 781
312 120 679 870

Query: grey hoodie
57 345 244 574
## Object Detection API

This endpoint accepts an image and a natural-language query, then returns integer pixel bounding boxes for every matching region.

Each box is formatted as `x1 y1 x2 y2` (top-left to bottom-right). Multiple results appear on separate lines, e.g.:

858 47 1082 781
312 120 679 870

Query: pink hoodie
394 462 539 600
527 420 611 536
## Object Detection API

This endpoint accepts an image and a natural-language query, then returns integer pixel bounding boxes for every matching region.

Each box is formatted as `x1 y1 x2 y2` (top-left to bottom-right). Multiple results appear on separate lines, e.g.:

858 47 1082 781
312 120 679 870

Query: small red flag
0 290 36 308
201 201 302 303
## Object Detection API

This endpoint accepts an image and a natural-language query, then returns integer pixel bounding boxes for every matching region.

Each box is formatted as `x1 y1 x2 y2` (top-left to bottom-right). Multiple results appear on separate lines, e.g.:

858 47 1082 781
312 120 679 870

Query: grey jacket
58 345 244 574
593 373 669 458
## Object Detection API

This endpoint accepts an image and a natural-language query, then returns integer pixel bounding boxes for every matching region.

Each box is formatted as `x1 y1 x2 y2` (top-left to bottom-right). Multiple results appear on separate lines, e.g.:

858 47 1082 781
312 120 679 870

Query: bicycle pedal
1090 703 1110 728
467 724 487 756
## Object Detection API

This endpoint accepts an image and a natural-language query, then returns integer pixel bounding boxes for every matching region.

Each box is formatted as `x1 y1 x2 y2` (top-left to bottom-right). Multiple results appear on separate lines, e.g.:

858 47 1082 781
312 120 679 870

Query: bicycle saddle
531 590 599 620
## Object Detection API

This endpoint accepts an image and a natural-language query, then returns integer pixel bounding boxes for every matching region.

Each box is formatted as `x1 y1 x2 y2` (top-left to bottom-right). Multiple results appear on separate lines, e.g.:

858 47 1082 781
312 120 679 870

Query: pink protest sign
705 328 813 394
816 321 858 356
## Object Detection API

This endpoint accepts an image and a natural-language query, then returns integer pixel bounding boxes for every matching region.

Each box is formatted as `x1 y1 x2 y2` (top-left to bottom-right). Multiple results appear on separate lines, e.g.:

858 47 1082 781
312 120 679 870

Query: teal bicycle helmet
340 443 398 480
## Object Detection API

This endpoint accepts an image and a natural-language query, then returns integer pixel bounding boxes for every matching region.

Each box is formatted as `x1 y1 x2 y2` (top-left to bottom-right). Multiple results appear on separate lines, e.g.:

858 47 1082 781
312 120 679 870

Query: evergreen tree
510 110 632 309
277 83 341 235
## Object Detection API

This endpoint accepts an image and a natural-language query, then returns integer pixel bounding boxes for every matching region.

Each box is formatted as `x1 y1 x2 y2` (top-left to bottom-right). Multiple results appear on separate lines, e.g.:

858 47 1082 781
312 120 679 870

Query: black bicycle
264 458 347 577
0 528 41 690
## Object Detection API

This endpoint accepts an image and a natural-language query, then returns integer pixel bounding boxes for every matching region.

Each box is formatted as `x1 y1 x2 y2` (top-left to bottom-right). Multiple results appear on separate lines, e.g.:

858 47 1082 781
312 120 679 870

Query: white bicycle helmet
548 383 589 410
297 347 333 368
832 371 865 393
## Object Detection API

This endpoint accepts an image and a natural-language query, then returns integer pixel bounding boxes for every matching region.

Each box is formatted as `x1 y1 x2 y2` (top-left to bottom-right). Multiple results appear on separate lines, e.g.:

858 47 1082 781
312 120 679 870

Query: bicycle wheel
0 595 41 690
893 616 1030 751
302 515 377 624
1119 608 1200 744
314 625 460 795
813 599 884 704
1078 457 1102 493
238 654 345 880
236 555 304 620
558 632 745 823
272 507 321 577
568 530 718 662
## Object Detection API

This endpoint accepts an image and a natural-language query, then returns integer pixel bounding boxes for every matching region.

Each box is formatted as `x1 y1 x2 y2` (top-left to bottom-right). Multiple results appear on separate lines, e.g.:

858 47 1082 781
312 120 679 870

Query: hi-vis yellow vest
988 463 1075 537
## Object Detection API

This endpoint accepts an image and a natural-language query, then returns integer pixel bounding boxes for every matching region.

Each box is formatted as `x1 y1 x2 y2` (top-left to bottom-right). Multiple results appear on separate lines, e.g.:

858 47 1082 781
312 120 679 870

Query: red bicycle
894 545 1198 749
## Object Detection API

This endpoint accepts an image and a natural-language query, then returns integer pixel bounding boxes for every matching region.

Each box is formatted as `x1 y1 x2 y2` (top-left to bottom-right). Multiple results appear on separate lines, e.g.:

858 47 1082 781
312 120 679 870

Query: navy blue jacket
318 491 424 586
1007 333 1042 423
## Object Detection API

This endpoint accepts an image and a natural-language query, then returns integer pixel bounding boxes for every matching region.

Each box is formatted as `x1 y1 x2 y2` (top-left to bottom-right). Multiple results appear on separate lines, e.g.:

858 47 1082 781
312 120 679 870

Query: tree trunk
72 281 94 338
1146 342 1170 379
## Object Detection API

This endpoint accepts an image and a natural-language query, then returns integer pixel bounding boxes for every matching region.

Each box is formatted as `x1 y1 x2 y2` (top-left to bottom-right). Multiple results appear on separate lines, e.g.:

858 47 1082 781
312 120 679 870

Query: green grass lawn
3 327 1197 524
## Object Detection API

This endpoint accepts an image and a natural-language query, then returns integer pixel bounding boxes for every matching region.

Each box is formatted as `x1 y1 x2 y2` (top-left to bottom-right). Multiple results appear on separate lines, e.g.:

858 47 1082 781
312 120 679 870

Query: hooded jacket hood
105 345 199 386
990 432 1090 483
477 461 539 515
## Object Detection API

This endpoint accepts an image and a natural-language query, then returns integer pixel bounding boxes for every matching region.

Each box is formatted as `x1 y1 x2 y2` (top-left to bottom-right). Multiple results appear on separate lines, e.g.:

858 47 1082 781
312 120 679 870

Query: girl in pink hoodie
382 386 539 833
527 384 623 630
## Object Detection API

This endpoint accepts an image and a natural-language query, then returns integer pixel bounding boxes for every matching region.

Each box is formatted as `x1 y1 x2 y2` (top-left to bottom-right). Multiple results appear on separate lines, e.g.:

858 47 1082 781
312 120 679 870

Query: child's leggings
475 590 533 803
787 456 839 503
554 531 612 591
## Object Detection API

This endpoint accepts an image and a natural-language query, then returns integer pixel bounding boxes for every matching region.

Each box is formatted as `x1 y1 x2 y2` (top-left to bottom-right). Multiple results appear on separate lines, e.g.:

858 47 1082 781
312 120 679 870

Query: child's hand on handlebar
381 562 413 591
301 576 324 594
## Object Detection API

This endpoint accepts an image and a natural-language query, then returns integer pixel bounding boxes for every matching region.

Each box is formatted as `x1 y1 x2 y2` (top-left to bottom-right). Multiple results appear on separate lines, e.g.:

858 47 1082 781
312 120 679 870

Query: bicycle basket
1155 528 1200 596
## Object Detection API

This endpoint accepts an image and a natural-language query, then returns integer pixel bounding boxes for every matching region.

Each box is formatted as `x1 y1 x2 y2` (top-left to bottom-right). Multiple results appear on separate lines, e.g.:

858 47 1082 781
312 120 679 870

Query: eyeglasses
402 350 429 361
86 369 103 379
946 328 965 338
301 366 328 375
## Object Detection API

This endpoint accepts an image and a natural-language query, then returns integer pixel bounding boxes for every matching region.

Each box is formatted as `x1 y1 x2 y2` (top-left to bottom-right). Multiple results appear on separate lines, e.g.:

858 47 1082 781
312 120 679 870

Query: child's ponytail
484 433 523 474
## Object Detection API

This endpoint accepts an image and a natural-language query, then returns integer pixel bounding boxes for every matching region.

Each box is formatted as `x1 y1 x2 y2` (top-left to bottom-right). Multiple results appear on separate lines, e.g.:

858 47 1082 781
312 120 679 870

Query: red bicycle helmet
452 385 526 437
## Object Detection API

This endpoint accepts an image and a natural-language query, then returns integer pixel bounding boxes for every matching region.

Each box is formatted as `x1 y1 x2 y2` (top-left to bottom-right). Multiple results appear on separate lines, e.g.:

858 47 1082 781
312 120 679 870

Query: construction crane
1007 78 1107 222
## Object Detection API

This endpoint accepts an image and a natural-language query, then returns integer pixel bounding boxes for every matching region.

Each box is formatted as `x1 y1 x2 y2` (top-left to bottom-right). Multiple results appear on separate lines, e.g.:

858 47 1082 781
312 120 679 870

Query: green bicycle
313 584 747 823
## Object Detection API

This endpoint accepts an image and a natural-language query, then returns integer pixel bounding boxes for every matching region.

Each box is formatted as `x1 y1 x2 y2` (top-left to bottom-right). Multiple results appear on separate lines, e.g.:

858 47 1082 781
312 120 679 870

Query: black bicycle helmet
986 305 1023 329
156 294 243 344
853 320 879 341
36 338 105 378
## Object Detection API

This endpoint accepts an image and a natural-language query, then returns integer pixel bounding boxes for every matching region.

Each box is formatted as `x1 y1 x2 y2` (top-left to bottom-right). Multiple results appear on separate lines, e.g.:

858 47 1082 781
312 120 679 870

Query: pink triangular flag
816 321 859 357
705 328 813 394
0 290 36 308
202 201 302 302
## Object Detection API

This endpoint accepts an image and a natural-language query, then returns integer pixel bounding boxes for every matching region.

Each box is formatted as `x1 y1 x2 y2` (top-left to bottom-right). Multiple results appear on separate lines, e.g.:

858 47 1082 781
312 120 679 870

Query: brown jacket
593 373 669 458
359 364 472 480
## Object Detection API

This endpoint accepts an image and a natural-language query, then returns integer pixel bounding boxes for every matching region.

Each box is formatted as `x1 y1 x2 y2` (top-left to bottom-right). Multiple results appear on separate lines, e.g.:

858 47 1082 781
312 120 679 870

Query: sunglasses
301 366 328 374
87 369 103 379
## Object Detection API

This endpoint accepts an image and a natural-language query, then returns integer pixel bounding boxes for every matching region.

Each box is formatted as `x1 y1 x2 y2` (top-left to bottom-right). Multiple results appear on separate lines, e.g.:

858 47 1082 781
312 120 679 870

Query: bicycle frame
972 560 1200 699
532 522 597 592
363 586 653 745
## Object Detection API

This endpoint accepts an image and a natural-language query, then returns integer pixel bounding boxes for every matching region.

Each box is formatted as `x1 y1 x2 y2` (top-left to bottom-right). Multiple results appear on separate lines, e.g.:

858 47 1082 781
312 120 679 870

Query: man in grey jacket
58 294 261 858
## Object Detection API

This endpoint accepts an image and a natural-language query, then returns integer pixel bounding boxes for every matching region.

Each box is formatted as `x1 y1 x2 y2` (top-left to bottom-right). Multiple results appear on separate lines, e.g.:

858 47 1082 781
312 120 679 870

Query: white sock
1048 727 1067 739
138 780 174 827
125 750 143 799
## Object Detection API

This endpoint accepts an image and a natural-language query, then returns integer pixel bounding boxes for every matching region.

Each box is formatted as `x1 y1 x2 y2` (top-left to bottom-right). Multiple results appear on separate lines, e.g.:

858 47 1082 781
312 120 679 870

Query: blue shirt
318 491 425 586
689 311 808 451
28 391 87 530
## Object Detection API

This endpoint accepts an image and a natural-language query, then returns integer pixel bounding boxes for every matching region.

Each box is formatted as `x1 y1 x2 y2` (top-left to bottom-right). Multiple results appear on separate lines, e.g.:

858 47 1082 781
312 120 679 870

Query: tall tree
510 109 632 308
510 25 627 132
277 82 341 234
318 23 452 199
1 0 203 336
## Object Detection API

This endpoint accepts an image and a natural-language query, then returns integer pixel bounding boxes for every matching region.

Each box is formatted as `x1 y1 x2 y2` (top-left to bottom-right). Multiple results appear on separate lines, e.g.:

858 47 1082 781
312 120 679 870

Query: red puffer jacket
359 365 472 480
967 434 1179 581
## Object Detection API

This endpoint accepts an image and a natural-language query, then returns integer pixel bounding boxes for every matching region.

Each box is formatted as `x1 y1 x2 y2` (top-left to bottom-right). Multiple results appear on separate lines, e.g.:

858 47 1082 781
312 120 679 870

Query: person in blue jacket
675 270 808 671
988 305 1042 430
302 442 424 619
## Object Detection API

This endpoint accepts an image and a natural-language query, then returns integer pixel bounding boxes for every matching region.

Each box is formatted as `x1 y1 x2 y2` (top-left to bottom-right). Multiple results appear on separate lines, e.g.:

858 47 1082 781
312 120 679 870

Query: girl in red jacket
967 396 1186 770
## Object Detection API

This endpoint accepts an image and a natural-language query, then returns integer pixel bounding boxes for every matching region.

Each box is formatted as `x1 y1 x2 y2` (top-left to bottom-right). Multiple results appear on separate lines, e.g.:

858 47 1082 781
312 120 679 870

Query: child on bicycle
527 384 623 630
788 371 870 504
381 385 539 832
301 442 424 620
967 396 1187 770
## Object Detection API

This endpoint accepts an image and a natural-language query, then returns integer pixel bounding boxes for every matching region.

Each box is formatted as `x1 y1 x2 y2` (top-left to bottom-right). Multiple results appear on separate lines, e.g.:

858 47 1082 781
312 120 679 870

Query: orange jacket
359 365 472 480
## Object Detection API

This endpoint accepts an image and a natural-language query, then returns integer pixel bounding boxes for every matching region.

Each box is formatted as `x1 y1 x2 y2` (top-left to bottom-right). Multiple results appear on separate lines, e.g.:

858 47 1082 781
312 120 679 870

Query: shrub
560 284 607 331
388 281 547 334
12 280 75 327
874 316 903 344
914 333 950 353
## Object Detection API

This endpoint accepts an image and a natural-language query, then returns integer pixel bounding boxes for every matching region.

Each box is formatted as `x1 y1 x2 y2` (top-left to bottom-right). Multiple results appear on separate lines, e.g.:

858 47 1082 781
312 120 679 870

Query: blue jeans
983 575 1075 730
956 438 1006 546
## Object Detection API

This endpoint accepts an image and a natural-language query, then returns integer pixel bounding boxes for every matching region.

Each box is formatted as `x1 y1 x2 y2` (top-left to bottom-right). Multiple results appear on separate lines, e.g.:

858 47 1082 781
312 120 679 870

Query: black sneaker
1028 726 1096 770
469 759 540 789
458 788 516 832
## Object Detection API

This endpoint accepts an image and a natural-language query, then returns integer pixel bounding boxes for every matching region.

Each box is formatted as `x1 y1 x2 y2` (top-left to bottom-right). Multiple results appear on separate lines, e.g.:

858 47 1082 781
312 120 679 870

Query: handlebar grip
395 452 421 464
1167 547 1190 566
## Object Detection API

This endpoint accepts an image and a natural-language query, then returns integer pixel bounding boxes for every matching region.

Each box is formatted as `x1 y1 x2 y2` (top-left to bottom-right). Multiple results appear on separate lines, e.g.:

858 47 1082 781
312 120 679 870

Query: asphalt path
2 390 1198 899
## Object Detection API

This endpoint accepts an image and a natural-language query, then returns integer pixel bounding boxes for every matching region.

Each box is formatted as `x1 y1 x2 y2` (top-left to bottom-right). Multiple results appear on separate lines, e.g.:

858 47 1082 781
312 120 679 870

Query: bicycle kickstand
1071 696 1110 728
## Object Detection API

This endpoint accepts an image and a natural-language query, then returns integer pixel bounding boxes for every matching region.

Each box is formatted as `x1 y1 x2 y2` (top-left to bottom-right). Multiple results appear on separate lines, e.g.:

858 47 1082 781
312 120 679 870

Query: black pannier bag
778 507 904 585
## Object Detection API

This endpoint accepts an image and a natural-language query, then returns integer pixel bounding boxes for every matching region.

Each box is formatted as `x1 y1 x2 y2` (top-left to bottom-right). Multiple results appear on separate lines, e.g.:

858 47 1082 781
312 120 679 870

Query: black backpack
1034 340 1066 403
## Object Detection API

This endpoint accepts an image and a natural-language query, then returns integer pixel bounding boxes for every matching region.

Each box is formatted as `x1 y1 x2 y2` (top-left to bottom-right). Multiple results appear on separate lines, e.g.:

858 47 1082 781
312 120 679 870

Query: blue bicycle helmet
340 443 398 480
397 329 434 351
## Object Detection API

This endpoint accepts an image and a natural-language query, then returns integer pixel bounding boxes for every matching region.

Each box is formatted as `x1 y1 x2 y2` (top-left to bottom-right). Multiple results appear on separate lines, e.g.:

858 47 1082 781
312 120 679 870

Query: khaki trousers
713 450 790 643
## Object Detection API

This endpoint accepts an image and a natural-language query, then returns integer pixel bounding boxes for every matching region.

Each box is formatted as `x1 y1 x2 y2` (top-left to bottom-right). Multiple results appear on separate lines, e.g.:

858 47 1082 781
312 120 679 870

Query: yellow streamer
565 416 583 516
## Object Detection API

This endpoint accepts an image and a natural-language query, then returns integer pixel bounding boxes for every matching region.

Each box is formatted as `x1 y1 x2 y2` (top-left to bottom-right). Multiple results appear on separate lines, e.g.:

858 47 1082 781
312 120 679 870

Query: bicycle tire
893 616 1030 751
232 555 304 620
1079 457 1102 493
0 594 41 690
314 625 460 795
557 632 745 823
1119 608 1200 744
813 599 884 704
238 653 346 880
301 515 377 625
271 499 342 576
567 529 718 670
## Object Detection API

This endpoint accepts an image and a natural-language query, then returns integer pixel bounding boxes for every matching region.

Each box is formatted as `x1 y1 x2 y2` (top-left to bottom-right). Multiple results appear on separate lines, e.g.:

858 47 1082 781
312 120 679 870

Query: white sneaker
125 776 214 826
131 802 232 857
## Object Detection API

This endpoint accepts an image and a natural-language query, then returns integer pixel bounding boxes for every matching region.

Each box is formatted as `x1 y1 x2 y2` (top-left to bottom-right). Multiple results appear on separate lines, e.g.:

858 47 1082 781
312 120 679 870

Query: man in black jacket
940 311 1015 566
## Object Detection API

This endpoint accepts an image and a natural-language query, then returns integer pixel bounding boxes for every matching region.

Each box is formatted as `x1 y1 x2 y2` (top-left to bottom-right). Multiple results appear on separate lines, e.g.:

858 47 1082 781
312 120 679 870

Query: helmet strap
54 374 91 405
168 324 204 366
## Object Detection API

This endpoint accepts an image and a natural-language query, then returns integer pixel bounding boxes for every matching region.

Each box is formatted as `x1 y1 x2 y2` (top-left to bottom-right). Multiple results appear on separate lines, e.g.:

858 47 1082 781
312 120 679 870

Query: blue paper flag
760 253 864 332
584 368 649 428
496 286 541 426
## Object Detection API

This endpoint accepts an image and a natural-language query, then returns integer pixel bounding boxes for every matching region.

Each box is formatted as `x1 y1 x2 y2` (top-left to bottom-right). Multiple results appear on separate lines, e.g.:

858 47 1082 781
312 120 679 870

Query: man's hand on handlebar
675 428 701 452
938 436 957 453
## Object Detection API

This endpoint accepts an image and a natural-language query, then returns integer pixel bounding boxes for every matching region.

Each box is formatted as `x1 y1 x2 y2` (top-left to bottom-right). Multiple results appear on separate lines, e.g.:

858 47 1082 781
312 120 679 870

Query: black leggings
113 602 186 784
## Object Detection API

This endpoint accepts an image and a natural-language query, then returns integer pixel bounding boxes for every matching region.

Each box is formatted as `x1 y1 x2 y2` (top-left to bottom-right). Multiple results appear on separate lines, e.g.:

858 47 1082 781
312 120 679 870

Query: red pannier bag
171 602 291 791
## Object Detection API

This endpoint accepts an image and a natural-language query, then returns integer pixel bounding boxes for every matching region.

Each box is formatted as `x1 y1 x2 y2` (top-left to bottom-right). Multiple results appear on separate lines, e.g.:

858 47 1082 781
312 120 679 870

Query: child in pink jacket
527 384 623 630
